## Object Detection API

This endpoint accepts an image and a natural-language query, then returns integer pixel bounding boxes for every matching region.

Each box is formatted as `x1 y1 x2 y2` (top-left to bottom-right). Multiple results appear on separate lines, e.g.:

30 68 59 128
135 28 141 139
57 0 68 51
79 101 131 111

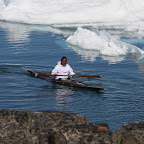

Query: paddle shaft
37 73 102 78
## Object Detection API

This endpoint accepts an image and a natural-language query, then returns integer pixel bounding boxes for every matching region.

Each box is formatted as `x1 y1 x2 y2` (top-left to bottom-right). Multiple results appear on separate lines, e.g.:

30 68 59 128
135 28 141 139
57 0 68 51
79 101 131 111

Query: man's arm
68 65 77 76
51 66 58 75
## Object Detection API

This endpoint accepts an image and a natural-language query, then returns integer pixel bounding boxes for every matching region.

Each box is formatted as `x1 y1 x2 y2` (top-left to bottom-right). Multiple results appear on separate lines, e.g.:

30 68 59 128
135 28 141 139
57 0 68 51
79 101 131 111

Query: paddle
36 73 102 78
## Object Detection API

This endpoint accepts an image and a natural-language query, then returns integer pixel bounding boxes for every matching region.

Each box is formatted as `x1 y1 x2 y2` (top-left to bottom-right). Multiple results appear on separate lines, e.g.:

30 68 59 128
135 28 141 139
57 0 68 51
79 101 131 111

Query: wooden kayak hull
27 70 104 91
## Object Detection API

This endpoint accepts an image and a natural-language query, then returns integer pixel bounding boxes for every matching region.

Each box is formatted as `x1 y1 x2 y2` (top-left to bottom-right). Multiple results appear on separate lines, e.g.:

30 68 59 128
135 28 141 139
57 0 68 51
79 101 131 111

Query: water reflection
68 43 144 64
68 44 125 64
52 85 74 111
0 21 72 43
0 21 71 54
101 55 125 64
68 45 100 61
0 21 30 43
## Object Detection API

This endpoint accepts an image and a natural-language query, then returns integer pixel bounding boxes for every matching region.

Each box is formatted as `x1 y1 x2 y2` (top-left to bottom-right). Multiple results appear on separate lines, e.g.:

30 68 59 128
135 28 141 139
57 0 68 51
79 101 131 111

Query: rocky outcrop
0 110 112 144
0 109 32 144
0 109 143 144
113 121 144 144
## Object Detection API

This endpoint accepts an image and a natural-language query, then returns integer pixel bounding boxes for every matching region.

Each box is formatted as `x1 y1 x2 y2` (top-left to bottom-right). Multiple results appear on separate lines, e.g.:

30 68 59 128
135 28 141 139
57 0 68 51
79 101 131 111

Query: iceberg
0 0 144 62
66 28 144 56
0 0 144 25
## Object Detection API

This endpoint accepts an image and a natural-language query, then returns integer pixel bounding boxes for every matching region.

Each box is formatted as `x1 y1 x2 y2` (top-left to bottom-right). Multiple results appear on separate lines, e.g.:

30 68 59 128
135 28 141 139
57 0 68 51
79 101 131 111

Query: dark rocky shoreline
0 109 143 144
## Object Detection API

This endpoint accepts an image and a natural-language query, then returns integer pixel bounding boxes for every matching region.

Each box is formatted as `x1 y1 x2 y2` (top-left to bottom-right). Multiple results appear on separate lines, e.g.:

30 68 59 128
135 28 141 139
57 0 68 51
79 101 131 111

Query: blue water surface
0 21 144 132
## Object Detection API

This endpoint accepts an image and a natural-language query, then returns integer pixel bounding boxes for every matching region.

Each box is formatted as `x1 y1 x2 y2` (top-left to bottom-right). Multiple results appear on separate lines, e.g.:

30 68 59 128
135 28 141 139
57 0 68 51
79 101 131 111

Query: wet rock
0 109 32 144
68 133 112 144
113 121 144 144
50 123 112 144
0 110 112 144
0 109 143 144
30 110 90 144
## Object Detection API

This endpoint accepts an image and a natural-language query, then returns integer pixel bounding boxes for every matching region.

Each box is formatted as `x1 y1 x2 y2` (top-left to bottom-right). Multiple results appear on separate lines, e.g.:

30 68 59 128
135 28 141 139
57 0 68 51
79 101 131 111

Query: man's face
61 58 67 66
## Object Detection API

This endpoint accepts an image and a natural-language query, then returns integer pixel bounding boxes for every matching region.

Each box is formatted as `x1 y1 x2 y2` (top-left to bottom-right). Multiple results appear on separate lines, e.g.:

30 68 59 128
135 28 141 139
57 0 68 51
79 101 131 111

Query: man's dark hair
61 56 67 61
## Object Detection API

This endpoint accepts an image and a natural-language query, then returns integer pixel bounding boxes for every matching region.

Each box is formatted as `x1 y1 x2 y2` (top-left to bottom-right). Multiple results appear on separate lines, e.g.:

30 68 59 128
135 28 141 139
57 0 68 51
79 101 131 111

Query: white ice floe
0 0 144 38
66 28 144 56
0 0 144 25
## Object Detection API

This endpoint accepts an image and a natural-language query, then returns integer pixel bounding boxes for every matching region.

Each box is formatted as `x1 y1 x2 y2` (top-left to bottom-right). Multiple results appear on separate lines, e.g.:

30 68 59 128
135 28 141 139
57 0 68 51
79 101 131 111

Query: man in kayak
51 56 77 80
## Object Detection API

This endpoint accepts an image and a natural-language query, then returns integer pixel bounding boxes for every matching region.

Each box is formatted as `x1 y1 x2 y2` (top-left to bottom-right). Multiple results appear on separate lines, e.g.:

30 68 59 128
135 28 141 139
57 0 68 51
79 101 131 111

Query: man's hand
72 74 77 77
52 74 57 76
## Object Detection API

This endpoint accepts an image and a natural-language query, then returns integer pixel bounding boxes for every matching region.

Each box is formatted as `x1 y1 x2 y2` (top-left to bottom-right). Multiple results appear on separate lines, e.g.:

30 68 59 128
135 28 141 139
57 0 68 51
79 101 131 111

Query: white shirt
51 61 75 79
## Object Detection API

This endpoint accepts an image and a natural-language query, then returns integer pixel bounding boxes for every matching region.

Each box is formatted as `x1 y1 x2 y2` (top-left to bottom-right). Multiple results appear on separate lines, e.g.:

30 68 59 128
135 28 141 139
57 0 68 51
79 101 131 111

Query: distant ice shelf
0 0 144 25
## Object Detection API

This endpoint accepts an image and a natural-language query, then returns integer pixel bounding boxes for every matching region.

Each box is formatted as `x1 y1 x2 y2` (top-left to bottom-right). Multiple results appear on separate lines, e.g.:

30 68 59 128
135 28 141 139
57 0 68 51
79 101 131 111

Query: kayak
27 70 104 91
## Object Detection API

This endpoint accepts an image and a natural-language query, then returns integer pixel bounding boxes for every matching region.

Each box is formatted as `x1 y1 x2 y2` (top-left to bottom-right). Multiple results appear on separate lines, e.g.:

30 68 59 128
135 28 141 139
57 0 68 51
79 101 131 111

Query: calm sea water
0 21 144 132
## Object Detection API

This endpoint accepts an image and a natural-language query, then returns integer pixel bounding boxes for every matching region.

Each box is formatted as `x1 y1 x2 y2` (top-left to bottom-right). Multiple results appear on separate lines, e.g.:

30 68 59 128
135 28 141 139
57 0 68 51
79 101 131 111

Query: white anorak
51 61 75 79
